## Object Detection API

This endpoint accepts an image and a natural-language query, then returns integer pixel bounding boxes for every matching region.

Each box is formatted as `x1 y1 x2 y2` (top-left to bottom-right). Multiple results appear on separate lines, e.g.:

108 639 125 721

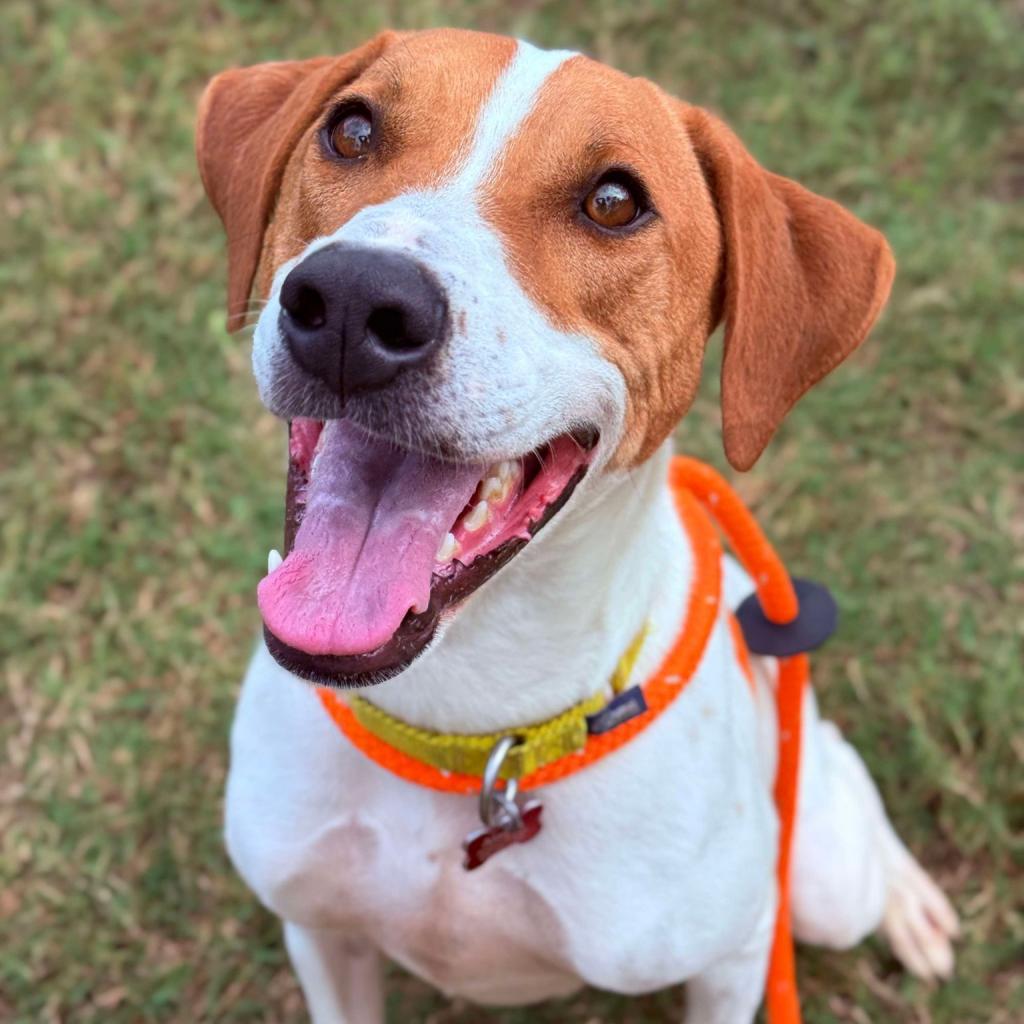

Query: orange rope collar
317 455 806 1024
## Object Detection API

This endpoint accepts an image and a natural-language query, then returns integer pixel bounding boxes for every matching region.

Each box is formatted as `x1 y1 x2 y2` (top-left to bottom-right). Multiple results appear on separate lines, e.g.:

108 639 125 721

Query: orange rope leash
318 455 807 1024
766 654 807 1024
669 458 799 623
672 456 805 1024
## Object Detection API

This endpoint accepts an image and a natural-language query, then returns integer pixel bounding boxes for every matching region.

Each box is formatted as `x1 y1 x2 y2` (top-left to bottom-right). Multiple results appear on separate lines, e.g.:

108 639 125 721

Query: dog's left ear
682 106 895 470
196 32 396 329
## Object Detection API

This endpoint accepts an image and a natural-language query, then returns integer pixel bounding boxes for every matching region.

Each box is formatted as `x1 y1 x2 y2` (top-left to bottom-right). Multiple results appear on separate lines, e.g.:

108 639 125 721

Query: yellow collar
337 626 649 780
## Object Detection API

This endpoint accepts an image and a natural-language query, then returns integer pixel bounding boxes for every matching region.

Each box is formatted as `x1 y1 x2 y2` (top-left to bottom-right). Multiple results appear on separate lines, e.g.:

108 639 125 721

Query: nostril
367 307 416 351
283 284 327 330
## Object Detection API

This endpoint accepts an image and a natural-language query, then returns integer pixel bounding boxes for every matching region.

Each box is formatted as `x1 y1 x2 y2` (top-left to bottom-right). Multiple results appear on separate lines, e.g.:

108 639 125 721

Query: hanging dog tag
462 800 543 870
463 736 544 869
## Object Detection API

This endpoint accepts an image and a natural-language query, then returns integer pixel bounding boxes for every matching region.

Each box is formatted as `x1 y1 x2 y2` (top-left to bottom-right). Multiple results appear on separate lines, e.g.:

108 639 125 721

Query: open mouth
259 418 597 687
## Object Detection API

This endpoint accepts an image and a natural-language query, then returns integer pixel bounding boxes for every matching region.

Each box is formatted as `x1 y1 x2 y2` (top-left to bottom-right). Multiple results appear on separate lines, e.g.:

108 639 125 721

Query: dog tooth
480 475 505 502
463 500 490 532
435 532 459 562
480 460 520 502
267 549 283 573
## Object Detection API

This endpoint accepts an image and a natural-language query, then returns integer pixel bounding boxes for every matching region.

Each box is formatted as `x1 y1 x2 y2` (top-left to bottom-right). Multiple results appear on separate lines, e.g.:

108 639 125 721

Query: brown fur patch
481 59 893 469
197 29 516 327
480 58 723 468
197 36 393 328
258 30 516 304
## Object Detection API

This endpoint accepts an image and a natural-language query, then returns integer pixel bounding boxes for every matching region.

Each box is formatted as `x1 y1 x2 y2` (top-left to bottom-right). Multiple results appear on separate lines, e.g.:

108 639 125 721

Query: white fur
229 39 957 1023
449 42 576 192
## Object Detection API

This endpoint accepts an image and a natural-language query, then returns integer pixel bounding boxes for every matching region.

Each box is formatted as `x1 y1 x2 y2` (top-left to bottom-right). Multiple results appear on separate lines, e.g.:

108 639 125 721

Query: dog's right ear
196 32 396 329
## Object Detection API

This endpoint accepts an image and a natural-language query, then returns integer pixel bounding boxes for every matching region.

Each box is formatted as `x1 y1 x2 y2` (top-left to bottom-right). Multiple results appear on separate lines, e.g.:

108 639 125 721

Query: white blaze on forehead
448 41 576 194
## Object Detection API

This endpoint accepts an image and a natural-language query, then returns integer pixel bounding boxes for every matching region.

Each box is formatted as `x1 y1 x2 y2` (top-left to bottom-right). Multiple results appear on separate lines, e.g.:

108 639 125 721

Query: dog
196 28 959 1023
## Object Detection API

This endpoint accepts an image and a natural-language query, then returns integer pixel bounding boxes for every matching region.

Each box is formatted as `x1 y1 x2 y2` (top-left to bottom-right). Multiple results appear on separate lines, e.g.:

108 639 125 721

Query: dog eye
325 105 374 160
582 175 644 230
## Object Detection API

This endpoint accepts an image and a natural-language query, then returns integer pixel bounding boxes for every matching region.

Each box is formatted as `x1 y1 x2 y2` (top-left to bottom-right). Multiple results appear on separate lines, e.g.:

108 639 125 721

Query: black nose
278 245 448 397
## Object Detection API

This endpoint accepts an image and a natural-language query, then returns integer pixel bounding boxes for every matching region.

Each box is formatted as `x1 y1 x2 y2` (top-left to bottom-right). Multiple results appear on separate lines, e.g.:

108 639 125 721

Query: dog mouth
259 418 597 687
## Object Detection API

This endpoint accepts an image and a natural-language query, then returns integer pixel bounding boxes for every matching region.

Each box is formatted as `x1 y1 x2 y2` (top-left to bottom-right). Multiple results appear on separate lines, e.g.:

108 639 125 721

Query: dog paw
881 853 959 981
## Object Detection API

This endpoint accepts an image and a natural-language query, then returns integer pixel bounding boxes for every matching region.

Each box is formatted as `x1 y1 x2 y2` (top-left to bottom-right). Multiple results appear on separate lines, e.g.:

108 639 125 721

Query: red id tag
462 800 543 870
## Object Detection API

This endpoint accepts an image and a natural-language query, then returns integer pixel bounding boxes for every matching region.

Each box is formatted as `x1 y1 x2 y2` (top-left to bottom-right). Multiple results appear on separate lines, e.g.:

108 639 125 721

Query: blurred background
2 1 1021 1021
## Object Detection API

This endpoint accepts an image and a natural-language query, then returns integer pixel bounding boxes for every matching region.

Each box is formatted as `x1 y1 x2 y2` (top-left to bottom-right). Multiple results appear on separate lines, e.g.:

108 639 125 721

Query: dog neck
364 442 693 735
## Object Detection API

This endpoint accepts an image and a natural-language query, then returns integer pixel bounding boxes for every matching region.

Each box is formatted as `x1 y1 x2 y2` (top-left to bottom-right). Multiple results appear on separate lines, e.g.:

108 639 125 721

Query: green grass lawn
2 0 1021 1020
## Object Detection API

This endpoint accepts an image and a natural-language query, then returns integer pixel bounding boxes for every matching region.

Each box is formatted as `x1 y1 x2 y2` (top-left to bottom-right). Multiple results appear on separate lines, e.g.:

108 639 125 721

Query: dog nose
278 245 447 396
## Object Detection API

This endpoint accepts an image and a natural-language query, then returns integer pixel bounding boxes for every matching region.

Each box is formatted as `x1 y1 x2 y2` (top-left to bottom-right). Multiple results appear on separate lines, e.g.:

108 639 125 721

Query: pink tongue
258 420 483 656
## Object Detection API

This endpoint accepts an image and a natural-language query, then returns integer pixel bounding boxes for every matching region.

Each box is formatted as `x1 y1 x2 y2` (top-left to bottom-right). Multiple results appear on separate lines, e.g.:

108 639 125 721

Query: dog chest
226 635 777 1002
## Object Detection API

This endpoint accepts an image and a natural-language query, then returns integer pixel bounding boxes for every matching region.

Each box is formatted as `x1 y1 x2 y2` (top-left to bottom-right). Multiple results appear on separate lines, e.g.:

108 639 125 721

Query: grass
1 0 1021 1020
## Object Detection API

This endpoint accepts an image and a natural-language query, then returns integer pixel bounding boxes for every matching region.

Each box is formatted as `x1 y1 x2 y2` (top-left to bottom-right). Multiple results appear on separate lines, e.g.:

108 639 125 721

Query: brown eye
583 178 641 229
328 108 373 159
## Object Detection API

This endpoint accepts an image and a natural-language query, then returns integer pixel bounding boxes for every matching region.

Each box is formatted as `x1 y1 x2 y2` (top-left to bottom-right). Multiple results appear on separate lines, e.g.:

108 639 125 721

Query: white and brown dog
197 29 958 1023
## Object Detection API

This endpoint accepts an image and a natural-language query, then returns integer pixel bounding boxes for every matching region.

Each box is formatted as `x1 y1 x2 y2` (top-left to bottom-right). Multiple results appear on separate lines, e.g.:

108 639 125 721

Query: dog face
197 29 893 685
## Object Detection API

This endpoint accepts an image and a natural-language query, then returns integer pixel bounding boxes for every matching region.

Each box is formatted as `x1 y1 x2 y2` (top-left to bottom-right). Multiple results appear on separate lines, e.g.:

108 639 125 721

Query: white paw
881 853 959 981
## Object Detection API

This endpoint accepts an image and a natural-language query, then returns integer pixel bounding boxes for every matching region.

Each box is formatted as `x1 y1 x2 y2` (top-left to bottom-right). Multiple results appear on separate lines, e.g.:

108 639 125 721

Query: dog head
197 29 893 686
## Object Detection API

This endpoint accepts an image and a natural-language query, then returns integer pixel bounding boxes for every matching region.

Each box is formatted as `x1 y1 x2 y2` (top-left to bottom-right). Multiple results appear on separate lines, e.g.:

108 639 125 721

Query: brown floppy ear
196 32 396 329
683 106 895 470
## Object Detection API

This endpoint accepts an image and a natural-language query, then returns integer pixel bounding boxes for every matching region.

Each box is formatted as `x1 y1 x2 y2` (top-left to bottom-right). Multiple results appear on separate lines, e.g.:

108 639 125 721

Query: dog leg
789 690 958 979
283 923 384 1024
683 901 774 1024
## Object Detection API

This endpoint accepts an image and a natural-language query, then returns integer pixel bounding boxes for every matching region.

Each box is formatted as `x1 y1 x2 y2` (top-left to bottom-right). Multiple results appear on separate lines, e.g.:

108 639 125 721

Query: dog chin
258 417 598 689
263 619 442 689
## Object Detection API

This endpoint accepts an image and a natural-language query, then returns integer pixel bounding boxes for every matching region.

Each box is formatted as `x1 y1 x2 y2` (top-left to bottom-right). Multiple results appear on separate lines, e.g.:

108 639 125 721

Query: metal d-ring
479 735 523 832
